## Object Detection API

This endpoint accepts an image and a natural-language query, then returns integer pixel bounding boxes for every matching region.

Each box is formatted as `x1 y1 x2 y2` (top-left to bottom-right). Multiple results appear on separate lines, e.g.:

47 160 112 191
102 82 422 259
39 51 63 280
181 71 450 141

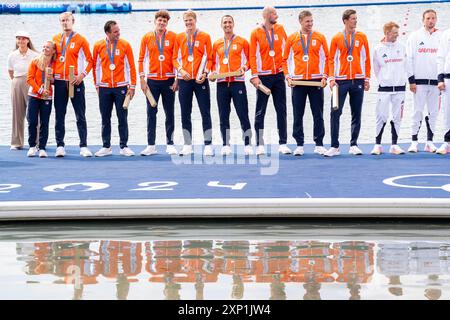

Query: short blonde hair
59 12 74 22
183 10 197 20
383 21 399 34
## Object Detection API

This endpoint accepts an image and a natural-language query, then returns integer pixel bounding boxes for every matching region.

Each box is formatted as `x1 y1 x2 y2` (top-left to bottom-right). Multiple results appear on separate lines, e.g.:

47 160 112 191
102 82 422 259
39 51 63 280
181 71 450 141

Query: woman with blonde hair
7 31 38 150
26 40 57 158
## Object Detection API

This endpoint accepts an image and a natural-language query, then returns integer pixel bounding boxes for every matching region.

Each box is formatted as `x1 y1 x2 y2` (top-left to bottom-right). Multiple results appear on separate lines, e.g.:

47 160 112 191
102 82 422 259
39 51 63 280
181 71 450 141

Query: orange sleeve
92 43 98 87
363 34 371 81
26 61 41 93
126 42 137 88
82 37 93 76
282 36 292 76
211 41 218 73
321 34 330 79
138 34 147 78
328 35 337 81
172 35 181 72
243 38 250 71
249 30 258 78
205 33 213 73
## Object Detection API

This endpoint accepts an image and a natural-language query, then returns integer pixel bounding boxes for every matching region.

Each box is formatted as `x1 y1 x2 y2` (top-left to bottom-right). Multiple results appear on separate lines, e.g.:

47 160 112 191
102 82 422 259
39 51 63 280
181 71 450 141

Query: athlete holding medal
52 12 93 158
138 10 178 156
92 20 137 157
210 15 253 156
326 9 371 157
173 10 214 156
283 10 329 156
250 6 291 155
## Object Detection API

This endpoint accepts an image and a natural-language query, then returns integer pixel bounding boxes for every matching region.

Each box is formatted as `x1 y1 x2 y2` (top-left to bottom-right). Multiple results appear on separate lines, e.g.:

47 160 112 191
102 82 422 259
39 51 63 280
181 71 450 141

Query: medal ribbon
263 25 275 52
60 31 74 60
186 30 198 59
106 38 118 66
342 31 356 57
223 34 235 60
299 31 312 57
155 31 166 57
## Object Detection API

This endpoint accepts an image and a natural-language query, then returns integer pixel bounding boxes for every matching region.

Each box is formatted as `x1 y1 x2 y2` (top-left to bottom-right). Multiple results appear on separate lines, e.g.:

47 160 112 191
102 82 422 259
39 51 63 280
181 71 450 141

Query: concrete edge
1 198 450 220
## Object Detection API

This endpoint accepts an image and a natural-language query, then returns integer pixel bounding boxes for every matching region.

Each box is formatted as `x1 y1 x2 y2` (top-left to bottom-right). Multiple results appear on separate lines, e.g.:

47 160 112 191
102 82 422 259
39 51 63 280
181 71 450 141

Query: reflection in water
377 242 450 300
14 240 450 300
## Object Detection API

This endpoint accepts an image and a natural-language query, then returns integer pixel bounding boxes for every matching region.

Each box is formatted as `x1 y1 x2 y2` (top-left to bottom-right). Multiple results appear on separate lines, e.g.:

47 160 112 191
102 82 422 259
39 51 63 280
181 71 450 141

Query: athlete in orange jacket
249 7 291 155
210 15 253 155
173 10 213 156
52 12 94 158
325 9 371 157
92 20 137 157
26 40 56 158
282 10 329 156
138 10 178 156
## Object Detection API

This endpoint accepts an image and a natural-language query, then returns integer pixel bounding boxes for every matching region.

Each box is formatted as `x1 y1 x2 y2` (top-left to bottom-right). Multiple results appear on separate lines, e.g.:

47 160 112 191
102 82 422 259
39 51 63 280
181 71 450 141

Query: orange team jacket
282 31 329 80
172 30 212 80
27 59 55 100
211 35 250 83
138 30 177 80
328 31 371 81
249 23 287 78
92 38 137 89
52 32 93 81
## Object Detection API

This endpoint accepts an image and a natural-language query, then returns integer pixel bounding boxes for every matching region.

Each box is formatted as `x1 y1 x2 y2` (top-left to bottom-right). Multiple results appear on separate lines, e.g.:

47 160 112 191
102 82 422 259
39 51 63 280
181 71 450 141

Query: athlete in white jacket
437 28 450 154
371 22 407 155
406 9 441 153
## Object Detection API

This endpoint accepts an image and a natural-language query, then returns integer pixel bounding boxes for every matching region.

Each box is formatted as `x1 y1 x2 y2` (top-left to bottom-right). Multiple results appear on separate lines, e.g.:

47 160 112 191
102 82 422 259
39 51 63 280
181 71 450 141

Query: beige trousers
10 76 29 148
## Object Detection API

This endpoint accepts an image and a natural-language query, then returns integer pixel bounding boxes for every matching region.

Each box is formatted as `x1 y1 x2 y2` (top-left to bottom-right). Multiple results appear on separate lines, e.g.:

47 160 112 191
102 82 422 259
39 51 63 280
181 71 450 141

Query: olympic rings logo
383 174 450 192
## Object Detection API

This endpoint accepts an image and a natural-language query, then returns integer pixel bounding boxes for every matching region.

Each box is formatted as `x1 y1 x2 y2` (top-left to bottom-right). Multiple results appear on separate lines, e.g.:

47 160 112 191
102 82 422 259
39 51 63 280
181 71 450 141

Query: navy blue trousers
54 80 88 148
292 84 325 146
146 78 175 145
27 97 52 150
330 79 365 148
217 82 252 146
98 87 129 149
255 72 287 146
178 79 212 145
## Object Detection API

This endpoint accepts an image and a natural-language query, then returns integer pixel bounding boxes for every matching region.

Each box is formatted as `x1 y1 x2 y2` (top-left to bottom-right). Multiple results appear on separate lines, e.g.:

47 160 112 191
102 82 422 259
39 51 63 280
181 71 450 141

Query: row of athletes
19 7 450 158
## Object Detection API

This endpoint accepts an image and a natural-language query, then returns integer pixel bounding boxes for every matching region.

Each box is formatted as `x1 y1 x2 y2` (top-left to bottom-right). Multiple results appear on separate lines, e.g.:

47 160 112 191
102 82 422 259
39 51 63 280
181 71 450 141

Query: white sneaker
27 147 38 157
279 144 292 154
408 141 418 153
55 146 66 157
166 145 178 155
256 145 266 156
95 147 112 157
180 145 193 156
370 144 383 155
120 147 135 157
349 145 363 155
140 145 157 156
244 145 254 155
39 149 48 158
324 147 340 157
80 147 93 157
389 145 405 155
314 146 327 155
203 145 214 156
293 146 304 156
436 142 449 155
221 145 232 156
424 141 437 153
10 146 22 150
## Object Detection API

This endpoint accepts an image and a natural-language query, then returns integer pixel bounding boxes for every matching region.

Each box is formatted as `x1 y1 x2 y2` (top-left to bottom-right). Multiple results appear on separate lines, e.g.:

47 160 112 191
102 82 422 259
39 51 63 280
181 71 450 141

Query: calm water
0 1 448 147
0 220 449 300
